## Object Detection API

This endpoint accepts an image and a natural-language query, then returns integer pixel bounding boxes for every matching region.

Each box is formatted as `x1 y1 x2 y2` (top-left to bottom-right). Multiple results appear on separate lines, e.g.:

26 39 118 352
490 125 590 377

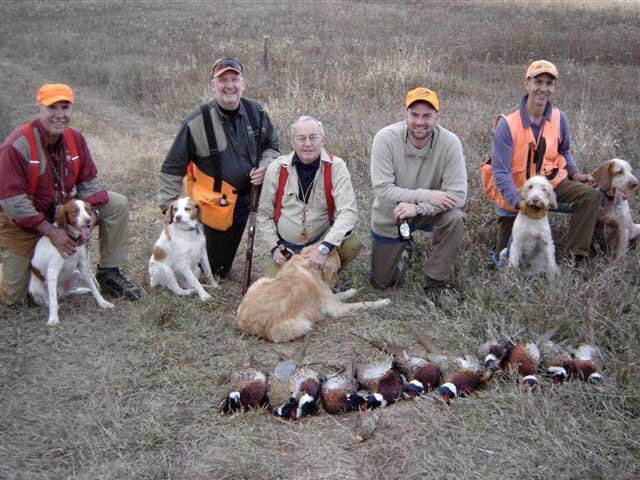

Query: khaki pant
264 234 363 278
0 192 130 304
370 208 465 289
496 180 600 257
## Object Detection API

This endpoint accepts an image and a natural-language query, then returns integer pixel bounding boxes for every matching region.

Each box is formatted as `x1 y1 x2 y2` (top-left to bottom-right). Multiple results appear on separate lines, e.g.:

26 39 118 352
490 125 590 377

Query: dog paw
98 300 115 309
199 292 212 302
206 279 221 289
178 288 195 296
47 317 60 326
378 298 392 307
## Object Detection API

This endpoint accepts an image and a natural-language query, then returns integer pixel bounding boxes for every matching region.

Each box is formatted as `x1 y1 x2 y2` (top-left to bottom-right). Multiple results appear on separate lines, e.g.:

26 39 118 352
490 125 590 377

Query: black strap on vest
240 97 263 168
199 99 265 193
200 104 223 192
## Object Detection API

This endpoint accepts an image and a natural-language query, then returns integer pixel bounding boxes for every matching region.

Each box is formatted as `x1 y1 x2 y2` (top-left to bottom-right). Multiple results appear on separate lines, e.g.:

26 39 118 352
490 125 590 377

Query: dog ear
167 203 175 224
54 203 68 228
592 161 613 191
548 186 558 210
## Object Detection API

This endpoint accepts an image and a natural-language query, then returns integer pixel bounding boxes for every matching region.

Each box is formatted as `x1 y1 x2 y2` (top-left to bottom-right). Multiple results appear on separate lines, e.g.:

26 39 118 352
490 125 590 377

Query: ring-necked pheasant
219 354 268 414
414 331 493 404
320 354 367 414
354 348 404 406
353 332 441 397
270 336 322 421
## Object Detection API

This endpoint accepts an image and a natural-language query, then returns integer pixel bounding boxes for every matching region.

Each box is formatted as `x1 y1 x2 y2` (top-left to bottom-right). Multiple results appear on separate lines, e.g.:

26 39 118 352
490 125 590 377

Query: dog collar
519 204 548 220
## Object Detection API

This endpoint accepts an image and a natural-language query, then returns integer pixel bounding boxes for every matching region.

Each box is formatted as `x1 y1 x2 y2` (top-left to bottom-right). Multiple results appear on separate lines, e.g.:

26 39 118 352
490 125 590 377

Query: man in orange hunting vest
484 60 599 259
0 83 141 304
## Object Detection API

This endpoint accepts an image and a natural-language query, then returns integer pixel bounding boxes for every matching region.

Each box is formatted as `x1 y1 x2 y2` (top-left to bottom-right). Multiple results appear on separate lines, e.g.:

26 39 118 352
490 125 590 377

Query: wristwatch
415 203 427 216
318 244 330 255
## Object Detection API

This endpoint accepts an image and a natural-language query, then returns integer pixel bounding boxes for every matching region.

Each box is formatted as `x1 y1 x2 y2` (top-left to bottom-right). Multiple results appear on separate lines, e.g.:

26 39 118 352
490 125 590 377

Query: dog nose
530 196 541 205
629 180 638 191
175 214 182 222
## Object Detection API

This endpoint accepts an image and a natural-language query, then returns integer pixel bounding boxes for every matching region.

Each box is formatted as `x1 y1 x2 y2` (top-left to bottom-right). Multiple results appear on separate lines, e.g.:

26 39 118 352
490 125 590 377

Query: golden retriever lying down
236 246 391 343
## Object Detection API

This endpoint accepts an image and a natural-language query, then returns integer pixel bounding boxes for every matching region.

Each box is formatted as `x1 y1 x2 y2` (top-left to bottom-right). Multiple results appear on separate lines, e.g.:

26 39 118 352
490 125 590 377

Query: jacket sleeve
73 131 108 206
370 129 432 206
158 119 193 211
322 158 359 246
0 143 44 228
256 158 282 252
491 118 521 208
258 112 281 169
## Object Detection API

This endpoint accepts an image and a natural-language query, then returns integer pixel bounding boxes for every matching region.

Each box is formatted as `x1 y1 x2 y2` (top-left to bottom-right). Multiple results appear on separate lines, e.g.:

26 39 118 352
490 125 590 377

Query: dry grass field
1 1 639 479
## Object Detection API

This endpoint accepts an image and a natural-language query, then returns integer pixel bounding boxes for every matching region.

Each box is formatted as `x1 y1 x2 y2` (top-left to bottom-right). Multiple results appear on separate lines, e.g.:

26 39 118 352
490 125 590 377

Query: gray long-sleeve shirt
370 122 467 238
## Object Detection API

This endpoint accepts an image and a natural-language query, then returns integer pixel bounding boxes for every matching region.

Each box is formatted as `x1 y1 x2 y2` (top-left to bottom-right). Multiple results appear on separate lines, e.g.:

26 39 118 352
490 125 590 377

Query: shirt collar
519 94 553 128
213 100 243 119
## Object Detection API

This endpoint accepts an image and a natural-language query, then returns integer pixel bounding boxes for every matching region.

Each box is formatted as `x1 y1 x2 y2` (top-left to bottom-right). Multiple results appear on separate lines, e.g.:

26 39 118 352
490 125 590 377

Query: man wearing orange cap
159 57 280 279
483 60 599 259
370 87 467 300
0 83 141 304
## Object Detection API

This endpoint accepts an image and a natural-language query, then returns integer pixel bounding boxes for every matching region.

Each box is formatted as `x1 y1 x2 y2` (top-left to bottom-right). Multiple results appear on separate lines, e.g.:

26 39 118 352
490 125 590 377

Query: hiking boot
96 267 141 301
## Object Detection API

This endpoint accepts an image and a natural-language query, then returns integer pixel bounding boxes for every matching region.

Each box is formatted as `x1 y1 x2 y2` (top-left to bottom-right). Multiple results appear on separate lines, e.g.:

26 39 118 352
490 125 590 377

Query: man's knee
443 208 465 225
369 268 398 290
337 235 362 267
103 191 129 216
1 254 30 305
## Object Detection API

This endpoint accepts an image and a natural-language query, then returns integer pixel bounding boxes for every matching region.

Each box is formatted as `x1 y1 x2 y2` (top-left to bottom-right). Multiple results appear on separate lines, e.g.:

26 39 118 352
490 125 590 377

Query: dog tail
269 316 315 343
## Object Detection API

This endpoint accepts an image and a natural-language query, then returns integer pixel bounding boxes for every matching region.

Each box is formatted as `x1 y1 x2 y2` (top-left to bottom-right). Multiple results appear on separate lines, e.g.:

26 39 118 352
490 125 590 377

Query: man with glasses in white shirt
257 116 361 282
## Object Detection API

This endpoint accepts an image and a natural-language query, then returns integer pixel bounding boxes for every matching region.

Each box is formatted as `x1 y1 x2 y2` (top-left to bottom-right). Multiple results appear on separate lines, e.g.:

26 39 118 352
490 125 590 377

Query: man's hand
393 202 418 223
273 246 294 265
427 190 456 209
250 167 267 185
570 172 596 187
48 227 77 257
304 247 328 270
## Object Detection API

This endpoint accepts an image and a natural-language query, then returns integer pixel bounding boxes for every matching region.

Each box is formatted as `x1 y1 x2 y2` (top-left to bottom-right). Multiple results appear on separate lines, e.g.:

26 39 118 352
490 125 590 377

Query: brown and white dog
592 158 639 259
29 199 114 325
502 176 559 276
149 197 218 301
236 245 391 343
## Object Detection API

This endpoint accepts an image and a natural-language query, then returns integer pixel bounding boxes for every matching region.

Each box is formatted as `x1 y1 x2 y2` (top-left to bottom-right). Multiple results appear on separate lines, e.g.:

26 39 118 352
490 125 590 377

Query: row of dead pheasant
219 325 605 421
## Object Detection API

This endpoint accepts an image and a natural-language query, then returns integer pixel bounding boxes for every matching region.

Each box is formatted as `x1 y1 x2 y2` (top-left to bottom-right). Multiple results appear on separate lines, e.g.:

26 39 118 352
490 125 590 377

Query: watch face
319 245 329 254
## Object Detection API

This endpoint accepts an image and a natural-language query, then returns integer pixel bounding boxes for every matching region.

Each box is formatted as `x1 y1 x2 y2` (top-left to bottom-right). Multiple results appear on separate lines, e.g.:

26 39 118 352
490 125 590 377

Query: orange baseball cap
525 60 558 79
211 58 243 78
406 87 439 111
36 83 74 105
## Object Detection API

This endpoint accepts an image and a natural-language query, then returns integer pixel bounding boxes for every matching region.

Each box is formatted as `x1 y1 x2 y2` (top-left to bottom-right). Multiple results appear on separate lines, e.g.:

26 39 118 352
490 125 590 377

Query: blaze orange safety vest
19 123 80 198
481 107 568 212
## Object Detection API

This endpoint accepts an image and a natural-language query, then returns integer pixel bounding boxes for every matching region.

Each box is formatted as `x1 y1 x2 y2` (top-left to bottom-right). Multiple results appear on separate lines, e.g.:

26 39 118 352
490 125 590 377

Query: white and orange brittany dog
502 175 560 276
592 158 639 259
29 199 114 325
148 197 218 301
236 245 391 343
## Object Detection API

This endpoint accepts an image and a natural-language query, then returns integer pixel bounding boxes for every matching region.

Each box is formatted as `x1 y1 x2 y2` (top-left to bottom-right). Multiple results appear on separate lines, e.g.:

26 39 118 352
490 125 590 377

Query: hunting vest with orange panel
481 107 567 213
19 123 80 197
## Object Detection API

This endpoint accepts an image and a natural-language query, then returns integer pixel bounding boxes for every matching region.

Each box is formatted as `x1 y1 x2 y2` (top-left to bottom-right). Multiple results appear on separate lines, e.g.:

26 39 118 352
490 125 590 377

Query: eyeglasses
211 58 243 78
294 134 323 144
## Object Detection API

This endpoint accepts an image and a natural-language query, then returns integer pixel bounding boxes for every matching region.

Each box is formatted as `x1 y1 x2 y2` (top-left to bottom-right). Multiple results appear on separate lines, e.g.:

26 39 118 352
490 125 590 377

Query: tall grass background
1 1 639 479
